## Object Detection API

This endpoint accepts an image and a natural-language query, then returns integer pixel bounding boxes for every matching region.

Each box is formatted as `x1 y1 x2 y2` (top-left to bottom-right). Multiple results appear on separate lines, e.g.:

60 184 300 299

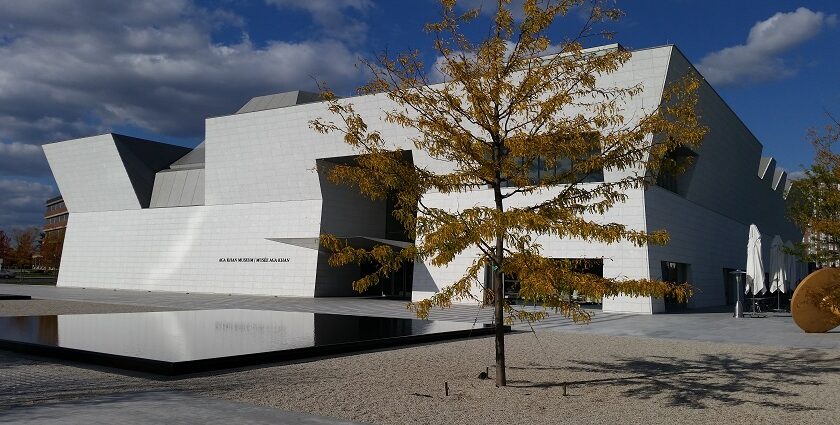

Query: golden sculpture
791 268 840 333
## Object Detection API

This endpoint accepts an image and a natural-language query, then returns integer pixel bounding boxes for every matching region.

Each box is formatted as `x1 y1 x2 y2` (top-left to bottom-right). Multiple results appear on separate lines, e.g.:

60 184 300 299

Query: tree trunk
494 235 506 386
493 161 507 387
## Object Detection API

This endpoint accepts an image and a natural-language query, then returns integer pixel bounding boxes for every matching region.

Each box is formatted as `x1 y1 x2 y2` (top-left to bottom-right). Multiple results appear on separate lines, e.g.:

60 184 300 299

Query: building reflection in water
0 310 479 363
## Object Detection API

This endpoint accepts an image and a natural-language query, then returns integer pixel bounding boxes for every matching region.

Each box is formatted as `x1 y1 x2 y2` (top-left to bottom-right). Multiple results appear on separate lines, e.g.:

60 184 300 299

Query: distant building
37 195 68 269
44 196 68 235
43 44 801 313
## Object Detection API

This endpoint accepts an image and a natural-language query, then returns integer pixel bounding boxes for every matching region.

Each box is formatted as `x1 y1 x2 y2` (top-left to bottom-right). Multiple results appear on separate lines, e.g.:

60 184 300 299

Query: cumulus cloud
454 0 527 20
429 40 514 83
453 1 596 22
786 170 806 181
429 40 563 83
265 0 373 42
0 0 369 230
0 0 365 144
0 142 50 177
0 178 56 231
697 8 838 86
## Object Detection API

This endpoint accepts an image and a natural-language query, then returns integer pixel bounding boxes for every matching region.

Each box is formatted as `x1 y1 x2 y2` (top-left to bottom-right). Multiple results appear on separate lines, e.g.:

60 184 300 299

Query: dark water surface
0 309 494 374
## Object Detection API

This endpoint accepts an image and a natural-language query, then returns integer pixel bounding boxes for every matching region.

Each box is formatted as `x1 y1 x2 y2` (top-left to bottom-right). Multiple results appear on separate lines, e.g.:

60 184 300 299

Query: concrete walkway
1 283 838 350
0 392 365 424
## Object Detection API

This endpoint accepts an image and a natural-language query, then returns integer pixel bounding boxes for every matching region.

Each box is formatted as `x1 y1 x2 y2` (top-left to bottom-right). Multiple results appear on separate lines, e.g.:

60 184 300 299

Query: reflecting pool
0 309 496 374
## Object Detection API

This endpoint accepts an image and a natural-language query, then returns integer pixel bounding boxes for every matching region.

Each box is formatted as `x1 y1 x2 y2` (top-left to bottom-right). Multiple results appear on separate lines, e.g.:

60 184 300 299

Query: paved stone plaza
1 284 839 424
0 284 837 350
0 392 364 425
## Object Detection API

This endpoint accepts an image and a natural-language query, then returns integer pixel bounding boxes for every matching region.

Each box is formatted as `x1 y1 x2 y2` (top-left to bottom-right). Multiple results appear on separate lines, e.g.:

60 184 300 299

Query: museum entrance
662 261 690 312
315 151 416 299
360 261 414 300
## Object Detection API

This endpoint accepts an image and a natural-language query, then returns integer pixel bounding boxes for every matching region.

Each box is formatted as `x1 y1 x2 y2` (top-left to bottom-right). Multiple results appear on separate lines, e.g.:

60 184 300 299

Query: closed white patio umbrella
769 235 786 294
768 235 787 311
746 224 766 296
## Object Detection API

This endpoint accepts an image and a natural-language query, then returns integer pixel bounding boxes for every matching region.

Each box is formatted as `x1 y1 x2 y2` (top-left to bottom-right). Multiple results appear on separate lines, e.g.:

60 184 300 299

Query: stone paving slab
0 391 366 424
1 283 838 350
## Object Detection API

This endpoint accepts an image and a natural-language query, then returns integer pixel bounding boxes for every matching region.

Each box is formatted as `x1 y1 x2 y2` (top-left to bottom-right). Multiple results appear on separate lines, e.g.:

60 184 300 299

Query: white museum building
43 44 801 314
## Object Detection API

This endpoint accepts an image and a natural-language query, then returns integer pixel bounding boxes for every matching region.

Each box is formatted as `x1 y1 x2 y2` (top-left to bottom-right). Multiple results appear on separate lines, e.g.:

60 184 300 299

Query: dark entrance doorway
315 151 416 299
383 262 414 299
360 261 414 300
662 261 690 312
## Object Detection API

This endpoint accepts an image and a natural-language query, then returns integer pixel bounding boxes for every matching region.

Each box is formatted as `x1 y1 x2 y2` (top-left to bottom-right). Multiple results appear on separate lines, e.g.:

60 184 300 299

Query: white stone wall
412 185 653 313
202 46 674 205
645 187 746 310
203 92 414 206
150 168 205 208
47 46 673 305
58 201 321 296
45 45 799 313
43 134 142 213
642 48 801 312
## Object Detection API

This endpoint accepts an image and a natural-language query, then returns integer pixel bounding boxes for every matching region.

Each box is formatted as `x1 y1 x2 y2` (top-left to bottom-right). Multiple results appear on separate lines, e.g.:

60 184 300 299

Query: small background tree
312 0 705 386
11 227 39 269
0 230 11 269
788 113 840 309
39 230 66 270
789 115 840 266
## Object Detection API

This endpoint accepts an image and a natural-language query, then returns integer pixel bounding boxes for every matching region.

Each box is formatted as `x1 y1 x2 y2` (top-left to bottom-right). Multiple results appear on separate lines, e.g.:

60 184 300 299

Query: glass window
656 146 697 195
503 133 604 187
483 258 604 305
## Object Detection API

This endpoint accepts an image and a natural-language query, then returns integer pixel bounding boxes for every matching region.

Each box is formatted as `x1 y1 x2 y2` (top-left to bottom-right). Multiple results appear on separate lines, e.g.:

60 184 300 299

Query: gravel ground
2 329 838 424
0 299 171 316
1 299 838 424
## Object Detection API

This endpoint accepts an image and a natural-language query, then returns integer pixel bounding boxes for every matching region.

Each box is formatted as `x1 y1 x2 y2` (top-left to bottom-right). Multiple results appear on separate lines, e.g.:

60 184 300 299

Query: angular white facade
43 45 800 313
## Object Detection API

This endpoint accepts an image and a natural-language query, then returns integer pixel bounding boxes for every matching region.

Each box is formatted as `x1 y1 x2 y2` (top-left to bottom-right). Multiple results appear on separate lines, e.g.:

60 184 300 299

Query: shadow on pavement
508 349 840 412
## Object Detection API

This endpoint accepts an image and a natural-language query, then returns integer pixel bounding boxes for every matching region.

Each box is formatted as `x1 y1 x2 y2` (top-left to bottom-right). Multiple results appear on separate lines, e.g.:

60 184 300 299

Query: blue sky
0 0 837 232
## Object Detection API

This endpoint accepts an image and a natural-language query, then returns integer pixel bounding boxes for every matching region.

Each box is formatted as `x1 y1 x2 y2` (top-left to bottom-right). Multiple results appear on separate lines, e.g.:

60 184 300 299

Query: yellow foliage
311 0 706 327
788 118 840 266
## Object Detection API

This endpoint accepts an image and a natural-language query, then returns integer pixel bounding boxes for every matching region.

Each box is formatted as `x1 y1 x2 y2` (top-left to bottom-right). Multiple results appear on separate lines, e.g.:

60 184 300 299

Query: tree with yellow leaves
311 0 706 386
789 116 840 266
787 114 840 311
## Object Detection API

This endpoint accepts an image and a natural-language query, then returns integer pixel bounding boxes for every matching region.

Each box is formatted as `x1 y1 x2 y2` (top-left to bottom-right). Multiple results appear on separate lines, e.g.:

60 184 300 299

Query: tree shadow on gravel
507 349 840 412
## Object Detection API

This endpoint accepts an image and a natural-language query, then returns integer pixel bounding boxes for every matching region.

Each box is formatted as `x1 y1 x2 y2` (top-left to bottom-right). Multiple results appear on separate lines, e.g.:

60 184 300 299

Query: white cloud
786 170 806 181
0 0 370 229
429 40 562 83
453 0 595 22
0 1 366 144
0 142 49 177
0 178 56 232
265 0 373 42
454 0 527 20
697 8 838 86
429 41 516 83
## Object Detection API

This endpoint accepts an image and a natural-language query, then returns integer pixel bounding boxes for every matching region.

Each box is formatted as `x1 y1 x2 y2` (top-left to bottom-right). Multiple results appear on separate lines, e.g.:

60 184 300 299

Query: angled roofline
667 45 764 153
207 43 675 121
